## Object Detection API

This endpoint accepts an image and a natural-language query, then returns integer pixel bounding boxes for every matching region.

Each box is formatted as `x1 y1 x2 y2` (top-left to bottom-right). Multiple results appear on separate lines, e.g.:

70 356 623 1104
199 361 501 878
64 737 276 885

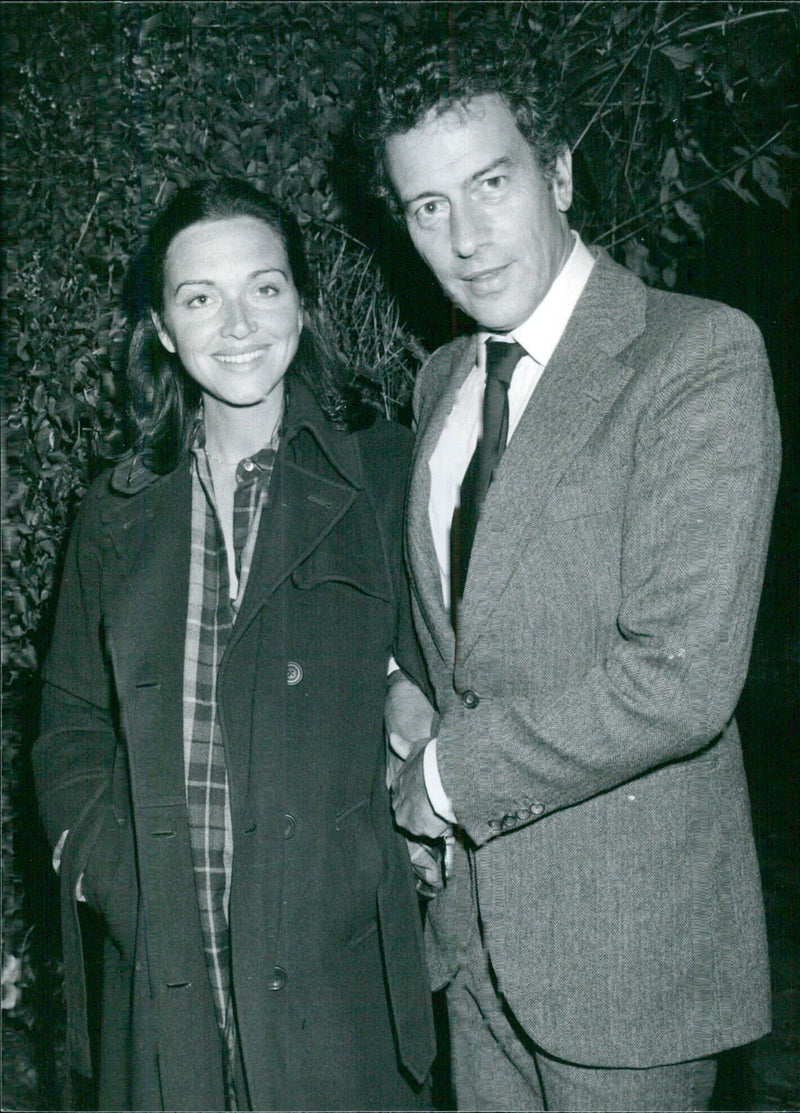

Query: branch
596 123 791 247
572 31 651 153
675 6 792 39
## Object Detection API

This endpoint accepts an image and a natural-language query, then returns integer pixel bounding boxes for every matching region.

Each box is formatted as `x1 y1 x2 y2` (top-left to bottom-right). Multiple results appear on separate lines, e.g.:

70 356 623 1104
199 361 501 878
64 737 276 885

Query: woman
33 179 435 1111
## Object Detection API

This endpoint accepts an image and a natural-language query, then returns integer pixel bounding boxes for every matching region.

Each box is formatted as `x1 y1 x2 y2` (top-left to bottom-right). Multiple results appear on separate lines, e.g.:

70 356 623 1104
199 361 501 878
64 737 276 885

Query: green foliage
1 2 797 1104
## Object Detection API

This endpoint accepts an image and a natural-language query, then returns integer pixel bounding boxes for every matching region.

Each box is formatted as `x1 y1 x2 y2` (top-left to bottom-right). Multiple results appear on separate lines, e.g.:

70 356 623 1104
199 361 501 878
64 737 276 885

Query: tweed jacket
407 248 781 1067
34 379 435 1111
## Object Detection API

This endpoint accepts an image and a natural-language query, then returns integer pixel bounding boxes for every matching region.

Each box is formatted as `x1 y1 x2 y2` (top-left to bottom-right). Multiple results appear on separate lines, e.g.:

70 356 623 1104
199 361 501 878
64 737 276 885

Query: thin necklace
204 448 242 466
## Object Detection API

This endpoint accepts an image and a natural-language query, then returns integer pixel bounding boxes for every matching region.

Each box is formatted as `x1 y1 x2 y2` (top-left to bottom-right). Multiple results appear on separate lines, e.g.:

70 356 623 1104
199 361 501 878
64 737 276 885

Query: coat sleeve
436 304 782 846
362 419 434 702
33 479 118 856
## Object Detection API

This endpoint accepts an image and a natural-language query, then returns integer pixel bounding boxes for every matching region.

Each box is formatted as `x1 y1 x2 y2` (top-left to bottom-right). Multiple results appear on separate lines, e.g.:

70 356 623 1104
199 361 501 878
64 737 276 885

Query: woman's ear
150 308 176 354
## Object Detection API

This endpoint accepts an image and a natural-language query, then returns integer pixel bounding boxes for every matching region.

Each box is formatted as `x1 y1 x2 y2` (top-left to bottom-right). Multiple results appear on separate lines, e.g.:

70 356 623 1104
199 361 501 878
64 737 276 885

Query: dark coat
34 380 435 1111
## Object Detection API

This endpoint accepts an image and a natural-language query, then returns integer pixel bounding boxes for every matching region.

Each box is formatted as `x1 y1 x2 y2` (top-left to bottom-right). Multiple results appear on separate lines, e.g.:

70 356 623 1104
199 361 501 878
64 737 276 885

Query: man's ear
150 308 176 354
552 147 573 213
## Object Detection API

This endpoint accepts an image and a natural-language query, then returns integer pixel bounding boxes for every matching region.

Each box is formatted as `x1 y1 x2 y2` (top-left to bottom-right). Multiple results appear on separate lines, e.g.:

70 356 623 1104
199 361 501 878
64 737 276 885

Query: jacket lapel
225 384 363 655
456 252 648 660
407 336 477 665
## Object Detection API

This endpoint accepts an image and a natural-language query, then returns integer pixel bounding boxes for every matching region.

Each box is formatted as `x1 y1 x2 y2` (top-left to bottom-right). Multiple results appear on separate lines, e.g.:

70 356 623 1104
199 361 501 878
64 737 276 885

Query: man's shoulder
594 246 758 324
585 246 766 358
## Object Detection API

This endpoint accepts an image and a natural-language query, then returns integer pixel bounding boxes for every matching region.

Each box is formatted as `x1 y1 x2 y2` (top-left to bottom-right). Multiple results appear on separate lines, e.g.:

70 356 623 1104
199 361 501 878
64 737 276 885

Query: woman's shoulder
352 413 413 478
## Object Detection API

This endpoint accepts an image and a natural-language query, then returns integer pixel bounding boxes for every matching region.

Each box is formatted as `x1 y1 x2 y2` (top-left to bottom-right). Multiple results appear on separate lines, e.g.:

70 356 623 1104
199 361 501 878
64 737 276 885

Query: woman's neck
202 386 284 463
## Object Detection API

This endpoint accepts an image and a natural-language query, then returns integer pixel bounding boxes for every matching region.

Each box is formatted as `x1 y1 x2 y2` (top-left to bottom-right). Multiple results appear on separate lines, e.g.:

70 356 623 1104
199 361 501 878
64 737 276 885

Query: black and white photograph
2 3 798 1110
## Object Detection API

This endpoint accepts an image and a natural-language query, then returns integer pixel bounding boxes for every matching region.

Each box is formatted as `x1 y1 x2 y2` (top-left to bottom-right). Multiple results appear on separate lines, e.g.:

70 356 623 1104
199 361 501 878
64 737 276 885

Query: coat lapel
225 386 363 655
456 252 648 660
407 336 477 665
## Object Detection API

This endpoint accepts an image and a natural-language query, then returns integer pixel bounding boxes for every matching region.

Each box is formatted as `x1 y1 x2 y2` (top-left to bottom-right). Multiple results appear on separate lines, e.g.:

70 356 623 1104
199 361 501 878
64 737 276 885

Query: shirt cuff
423 739 457 824
387 656 399 677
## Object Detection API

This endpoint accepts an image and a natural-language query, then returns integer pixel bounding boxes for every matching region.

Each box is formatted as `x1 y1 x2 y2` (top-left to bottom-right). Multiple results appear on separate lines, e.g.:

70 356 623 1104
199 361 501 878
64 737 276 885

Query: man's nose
220 296 257 338
450 202 481 258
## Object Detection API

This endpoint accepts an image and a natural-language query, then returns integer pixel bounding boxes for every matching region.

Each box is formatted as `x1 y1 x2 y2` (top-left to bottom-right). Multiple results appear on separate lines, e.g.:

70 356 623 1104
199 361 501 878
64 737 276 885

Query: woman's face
152 216 303 413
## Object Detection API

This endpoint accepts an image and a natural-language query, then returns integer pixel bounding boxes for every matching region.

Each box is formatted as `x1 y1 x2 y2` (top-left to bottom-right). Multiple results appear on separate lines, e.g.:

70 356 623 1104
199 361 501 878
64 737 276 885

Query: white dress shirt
424 232 596 822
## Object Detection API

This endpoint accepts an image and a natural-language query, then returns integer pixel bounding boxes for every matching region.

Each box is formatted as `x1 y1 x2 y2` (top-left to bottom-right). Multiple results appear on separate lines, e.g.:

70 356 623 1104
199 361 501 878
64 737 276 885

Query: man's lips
460 263 511 288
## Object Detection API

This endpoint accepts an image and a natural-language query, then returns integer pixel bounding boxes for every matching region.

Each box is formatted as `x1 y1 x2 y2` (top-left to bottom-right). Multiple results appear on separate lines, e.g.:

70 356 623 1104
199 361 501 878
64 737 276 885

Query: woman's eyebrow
174 268 287 293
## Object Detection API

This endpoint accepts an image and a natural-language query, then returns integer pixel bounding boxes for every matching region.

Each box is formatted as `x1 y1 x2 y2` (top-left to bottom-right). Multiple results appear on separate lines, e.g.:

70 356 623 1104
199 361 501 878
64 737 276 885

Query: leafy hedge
2 2 797 1107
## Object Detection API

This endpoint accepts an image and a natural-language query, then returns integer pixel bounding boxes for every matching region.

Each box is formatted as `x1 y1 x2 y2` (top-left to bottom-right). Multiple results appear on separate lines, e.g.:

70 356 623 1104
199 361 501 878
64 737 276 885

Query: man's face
385 94 573 333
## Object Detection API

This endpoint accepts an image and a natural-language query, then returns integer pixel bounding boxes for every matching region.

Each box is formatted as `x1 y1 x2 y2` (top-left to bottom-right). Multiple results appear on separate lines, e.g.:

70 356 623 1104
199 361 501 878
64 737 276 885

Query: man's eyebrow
173 268 288 293
402 157 514 208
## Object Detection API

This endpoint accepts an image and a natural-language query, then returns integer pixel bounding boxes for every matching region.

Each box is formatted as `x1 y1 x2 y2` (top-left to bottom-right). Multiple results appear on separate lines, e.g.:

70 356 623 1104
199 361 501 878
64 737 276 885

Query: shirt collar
481 232 596 368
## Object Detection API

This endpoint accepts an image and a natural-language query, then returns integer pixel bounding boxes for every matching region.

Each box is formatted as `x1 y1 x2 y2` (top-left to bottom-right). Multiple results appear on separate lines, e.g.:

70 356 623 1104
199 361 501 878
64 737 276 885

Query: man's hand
405 837 446 898
385 672 437 762
390 745 451 842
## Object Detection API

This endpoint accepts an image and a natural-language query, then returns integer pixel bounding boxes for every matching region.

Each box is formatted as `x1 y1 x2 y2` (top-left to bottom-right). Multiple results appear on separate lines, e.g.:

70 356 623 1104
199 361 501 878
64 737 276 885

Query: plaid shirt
183 426 278 1098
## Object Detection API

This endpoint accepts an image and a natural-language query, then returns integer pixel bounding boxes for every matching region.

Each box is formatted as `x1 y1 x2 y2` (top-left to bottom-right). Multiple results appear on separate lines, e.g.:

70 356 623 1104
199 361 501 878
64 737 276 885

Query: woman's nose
220 296 257 338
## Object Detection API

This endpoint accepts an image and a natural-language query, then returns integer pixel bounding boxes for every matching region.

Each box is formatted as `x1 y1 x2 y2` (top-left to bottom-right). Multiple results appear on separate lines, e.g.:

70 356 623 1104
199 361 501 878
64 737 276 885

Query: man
366 33 781 1113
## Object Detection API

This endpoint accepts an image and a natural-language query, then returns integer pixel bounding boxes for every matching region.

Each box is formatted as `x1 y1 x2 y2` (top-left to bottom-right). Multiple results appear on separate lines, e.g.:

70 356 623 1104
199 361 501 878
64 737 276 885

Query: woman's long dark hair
124 178 369 474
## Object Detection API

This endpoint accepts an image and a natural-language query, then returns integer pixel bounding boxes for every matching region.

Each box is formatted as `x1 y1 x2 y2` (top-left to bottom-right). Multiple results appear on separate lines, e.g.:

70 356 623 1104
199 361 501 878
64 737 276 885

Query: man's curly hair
359 32 570 219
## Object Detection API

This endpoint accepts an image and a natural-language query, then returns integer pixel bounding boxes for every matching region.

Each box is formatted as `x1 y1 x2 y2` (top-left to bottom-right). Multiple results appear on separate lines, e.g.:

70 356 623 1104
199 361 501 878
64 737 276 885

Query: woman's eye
186 293 211 308
255 284 279 297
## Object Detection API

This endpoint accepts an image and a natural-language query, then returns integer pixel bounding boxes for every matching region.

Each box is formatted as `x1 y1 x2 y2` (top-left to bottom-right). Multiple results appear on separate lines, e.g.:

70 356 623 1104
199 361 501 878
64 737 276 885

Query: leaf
673 199 705 238
751 156 790 208
659 44 698 71
660 148 680 182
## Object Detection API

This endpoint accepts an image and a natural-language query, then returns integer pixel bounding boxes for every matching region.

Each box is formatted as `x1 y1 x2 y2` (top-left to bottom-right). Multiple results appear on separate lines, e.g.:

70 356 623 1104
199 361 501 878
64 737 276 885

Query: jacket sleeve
33 480 118 854
436 305 782 846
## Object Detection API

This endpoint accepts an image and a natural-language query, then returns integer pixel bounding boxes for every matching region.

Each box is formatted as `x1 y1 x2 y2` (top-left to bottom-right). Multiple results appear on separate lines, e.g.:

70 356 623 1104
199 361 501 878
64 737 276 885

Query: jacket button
462 690 479 709
286 661 303 686
531 801 545 816
267 965 286 991
284 814 296 839
517 807 531 821
502 815 516 830
489 819 503 833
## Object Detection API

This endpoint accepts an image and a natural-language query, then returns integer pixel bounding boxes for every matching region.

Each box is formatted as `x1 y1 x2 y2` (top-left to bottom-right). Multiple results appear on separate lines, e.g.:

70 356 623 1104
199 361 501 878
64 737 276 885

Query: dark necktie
450 339 525 624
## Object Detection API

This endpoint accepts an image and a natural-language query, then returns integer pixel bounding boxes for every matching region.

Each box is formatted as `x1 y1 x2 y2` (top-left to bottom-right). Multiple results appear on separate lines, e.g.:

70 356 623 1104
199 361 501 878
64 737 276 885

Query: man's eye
413 199 447 227
482 175 507 191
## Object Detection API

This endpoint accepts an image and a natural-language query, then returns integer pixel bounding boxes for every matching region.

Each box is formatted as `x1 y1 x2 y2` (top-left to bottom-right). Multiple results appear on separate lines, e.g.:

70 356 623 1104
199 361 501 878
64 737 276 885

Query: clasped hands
385 672 454 896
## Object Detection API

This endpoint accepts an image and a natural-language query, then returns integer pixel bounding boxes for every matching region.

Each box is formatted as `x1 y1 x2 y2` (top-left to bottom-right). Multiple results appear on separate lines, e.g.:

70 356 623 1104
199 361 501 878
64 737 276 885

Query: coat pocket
545 477 624 520
79 804 139 963
334 799 382 946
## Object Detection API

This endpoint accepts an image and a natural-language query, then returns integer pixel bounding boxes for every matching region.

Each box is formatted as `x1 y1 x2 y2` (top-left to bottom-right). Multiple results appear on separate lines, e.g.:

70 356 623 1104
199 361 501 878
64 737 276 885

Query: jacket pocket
334 799 382 946
545 477 624 520
78 803 138 963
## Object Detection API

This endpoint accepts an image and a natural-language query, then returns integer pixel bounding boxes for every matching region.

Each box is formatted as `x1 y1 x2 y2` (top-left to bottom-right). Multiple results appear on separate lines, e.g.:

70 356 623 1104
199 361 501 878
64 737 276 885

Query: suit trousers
445 843 717 1112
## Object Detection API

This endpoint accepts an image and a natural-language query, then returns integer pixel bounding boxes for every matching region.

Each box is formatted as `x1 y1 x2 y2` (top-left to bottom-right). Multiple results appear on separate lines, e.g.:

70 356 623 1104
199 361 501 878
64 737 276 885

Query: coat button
502 815 516 830
267 965 286 991
284 814 296 839
286 661 303 686
517 807 531 821
462 690 479 709
489 819 503 833
531 801 545 816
